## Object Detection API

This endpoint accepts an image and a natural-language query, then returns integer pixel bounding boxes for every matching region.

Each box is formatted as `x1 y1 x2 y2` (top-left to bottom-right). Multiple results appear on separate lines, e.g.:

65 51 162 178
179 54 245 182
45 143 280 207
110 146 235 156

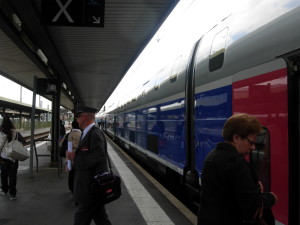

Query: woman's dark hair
72 120 80 129
0 116 15 141
222 113 262 142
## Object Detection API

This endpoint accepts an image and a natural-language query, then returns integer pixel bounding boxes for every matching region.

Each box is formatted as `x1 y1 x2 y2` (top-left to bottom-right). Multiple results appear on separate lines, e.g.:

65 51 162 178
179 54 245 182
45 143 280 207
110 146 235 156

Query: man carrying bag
66 106 112 225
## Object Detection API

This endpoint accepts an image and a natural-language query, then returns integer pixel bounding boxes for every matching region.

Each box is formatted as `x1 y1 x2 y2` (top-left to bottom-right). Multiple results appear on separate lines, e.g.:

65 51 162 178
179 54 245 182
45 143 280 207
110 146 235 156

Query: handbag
5 131 29 161
90 132 121 204
0 131 7 150
253 200 268 225
91 171 121 204
243 199 275 225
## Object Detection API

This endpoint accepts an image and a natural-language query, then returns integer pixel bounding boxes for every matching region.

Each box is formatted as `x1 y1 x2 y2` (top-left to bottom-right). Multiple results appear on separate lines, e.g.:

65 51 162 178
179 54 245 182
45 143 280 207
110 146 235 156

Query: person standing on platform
0 116 25 201
66 106 111 225
197 113 278 225
66 120 82 193
59 119 66 143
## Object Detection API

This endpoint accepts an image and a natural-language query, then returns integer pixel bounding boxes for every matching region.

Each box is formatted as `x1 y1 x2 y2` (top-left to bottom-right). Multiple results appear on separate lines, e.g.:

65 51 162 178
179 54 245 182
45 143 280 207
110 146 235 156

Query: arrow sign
85 0 105 27
93 16 101 24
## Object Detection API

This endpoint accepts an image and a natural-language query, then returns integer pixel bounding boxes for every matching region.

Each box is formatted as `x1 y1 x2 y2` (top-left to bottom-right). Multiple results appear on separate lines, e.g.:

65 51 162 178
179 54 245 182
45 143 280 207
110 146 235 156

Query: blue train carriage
104 1 300 224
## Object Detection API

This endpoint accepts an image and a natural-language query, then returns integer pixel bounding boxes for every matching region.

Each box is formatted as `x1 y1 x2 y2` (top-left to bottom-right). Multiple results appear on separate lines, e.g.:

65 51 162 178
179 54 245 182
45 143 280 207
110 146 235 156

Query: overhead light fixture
11 13 22 32
62 82 67 89
36 49 48 65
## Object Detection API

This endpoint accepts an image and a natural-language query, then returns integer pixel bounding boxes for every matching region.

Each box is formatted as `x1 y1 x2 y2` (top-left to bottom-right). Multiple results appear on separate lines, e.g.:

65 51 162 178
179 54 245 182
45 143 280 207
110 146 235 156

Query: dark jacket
73 125 108 204
197 143 275 225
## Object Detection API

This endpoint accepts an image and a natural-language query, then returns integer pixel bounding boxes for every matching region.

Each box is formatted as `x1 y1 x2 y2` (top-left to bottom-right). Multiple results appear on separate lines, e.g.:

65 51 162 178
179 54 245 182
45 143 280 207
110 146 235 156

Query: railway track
23 131 50 145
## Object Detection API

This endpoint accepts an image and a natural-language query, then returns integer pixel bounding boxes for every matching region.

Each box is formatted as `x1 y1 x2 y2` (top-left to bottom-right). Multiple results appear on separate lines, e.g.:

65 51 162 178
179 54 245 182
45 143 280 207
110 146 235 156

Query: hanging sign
36 78 57 95
41 0 105 27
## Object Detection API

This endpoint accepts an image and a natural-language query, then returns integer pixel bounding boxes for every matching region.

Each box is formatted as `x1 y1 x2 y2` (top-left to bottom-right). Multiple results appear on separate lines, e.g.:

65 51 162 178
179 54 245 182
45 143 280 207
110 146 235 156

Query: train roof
107 0 300 114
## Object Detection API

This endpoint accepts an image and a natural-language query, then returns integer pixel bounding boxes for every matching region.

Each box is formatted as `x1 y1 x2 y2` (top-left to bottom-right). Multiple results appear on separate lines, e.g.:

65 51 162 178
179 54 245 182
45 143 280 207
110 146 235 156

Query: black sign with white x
41 0 105 27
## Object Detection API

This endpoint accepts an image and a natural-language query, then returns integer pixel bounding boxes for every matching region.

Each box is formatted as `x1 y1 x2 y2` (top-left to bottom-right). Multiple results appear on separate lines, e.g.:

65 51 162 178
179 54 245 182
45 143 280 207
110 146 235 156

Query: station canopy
0 0 178 111
0 96 50 117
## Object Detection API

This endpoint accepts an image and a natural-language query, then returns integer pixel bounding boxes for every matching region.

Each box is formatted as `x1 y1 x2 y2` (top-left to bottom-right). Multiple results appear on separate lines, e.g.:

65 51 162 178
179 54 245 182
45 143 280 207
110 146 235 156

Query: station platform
0 135 197 225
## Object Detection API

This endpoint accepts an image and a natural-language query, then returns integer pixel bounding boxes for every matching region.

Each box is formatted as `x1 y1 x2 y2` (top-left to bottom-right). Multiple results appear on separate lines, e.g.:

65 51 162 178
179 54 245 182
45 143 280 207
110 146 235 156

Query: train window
133 86 143 100
209 28 228 72
251 127 271 192
154 72 162 90
154 74 160 90
154 66 169 90
170 55 182 82
142 76 157 94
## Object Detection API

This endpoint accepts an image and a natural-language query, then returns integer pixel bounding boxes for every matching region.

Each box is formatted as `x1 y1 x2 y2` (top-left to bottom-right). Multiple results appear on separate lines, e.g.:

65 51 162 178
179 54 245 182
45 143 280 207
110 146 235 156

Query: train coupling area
0 135 197 225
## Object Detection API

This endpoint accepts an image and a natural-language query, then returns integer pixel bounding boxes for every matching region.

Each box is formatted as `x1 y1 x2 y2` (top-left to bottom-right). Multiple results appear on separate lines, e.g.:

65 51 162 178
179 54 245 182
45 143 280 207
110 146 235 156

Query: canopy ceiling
0 0 178 111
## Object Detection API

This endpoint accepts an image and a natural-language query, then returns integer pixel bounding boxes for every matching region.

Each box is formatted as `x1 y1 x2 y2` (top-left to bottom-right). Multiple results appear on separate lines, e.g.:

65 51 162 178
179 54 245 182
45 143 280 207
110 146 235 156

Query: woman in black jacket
197 113 277 225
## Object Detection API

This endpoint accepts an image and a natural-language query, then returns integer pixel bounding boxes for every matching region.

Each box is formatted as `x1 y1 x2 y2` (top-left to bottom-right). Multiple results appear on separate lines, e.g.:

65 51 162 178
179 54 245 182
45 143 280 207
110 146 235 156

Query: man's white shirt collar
81 123 95 140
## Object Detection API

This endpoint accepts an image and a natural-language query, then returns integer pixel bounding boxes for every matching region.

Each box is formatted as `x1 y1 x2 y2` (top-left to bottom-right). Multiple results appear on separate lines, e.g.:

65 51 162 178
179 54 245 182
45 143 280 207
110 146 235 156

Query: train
103 1 300 224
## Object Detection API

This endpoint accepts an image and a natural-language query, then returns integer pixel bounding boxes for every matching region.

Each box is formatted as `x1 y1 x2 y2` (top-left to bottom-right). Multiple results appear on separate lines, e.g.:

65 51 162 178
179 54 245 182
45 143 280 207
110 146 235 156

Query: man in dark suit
66 105 111 225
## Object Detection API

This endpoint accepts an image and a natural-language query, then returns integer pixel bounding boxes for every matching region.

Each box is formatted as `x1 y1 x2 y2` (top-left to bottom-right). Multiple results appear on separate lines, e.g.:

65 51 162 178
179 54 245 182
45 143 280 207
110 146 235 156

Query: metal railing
32 137 62 177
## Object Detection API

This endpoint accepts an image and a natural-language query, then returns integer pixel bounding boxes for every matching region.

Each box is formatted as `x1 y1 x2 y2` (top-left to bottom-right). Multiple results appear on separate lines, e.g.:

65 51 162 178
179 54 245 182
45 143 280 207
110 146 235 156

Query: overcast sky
0 75 52 110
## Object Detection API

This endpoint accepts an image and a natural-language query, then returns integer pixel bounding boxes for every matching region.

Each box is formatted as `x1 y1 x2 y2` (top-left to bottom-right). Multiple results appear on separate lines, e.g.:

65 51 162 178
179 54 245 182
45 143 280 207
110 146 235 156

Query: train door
193 28 232 179
184 39 201 189
232 58 290 225
285 53 300 225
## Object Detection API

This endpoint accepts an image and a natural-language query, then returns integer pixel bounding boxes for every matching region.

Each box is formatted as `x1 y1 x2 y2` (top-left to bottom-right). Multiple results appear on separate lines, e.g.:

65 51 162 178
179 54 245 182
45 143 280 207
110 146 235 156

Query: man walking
66 105 111 225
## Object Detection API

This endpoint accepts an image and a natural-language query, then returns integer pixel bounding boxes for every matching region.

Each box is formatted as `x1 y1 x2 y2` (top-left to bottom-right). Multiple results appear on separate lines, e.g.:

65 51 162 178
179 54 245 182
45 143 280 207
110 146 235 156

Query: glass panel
170 55 182 82
251 127 271 192
209 28 228 71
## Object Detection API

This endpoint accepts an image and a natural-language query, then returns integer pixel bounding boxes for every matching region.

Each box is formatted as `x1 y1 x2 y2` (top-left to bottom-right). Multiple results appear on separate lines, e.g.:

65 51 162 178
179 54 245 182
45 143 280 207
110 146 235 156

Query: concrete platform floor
0 137 196 225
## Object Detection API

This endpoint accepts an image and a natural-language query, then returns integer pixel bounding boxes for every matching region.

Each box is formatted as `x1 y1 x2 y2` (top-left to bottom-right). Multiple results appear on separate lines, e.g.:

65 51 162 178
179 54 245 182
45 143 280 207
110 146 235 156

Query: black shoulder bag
242 163 275 225
90 128 121 204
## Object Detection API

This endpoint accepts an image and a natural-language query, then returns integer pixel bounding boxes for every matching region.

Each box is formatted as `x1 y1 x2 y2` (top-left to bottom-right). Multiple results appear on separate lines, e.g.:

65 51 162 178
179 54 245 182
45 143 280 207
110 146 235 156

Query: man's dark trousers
74 200 111 225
